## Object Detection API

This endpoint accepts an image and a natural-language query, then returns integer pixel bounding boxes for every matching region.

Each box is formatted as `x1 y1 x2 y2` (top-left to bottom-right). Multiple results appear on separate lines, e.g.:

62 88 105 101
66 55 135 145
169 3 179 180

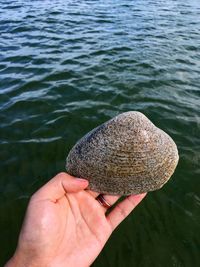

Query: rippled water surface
1 0 200 266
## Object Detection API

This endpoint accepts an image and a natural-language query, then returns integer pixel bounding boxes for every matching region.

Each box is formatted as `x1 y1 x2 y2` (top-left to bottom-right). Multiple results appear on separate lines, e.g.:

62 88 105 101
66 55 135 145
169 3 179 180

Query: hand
6 172 146 267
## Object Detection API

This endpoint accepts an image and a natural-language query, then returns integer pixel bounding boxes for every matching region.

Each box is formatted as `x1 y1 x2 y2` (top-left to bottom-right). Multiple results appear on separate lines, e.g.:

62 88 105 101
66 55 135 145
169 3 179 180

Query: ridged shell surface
66 111 179 195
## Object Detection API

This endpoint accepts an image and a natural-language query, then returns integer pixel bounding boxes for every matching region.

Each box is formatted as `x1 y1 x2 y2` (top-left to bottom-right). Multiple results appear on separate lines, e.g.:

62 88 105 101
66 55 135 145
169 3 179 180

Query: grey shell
66 111 179 195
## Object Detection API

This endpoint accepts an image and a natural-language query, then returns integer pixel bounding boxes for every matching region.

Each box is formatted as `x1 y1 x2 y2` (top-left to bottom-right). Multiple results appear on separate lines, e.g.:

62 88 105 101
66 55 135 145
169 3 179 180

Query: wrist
5 255 23 267
5 252 44 267
5 254 28 267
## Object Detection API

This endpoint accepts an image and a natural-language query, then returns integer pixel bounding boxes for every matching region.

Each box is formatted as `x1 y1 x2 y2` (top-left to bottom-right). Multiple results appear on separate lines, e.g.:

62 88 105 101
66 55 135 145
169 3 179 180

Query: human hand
6 172 146 267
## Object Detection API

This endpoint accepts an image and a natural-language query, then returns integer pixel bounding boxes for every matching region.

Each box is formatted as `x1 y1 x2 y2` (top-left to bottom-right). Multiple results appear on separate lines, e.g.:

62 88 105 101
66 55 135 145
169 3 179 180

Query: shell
66 111 179 195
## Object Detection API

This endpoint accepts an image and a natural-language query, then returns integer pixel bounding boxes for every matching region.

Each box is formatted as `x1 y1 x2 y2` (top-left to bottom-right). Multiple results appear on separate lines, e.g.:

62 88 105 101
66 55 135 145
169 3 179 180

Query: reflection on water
0 0 200 266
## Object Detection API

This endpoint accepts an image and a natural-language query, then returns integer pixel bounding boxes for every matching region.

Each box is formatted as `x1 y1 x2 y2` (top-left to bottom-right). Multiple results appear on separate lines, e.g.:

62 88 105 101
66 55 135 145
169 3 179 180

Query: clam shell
66 111 179 195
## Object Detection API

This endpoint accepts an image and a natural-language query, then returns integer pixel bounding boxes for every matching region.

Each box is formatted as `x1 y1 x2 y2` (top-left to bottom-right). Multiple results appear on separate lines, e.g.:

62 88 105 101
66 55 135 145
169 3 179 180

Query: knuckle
30 191 39 202
126 196 136 208
116 205 128 219
56 172 67 179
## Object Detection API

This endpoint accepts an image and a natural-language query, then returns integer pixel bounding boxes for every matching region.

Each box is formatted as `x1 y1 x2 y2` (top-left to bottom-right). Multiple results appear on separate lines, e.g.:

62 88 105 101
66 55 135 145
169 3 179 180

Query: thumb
32 172 89 202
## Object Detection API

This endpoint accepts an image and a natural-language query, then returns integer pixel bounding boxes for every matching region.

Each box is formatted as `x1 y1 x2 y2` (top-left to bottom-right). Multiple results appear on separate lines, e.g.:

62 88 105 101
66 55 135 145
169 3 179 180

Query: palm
50 190 111 267
21 189 111 267
9 173 146 267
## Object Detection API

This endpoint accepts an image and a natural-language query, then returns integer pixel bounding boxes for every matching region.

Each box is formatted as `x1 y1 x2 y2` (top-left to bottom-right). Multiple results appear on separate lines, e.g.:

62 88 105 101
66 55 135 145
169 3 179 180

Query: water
0 0 200 266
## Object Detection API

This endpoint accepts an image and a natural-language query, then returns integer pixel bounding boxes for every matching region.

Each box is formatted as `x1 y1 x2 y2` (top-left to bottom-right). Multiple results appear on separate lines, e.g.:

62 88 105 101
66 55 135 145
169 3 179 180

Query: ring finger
86 189 120 211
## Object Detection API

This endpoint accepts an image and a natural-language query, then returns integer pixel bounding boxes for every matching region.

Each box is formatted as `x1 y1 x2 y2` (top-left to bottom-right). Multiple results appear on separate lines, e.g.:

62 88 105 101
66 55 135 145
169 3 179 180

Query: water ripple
0 0 200 266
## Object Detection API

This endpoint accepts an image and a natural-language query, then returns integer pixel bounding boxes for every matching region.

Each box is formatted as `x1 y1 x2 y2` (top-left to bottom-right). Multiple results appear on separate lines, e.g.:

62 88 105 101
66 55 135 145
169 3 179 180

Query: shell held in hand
66 111 179 195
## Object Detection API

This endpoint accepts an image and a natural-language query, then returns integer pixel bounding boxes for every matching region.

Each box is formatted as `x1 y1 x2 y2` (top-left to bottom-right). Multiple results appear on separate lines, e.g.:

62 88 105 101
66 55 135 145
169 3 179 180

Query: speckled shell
66 111 179 195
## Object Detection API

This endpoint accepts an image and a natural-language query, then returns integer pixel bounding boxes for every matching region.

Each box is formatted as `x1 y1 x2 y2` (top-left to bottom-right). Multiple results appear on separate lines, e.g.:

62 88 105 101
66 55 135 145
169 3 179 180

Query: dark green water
1 0 200 266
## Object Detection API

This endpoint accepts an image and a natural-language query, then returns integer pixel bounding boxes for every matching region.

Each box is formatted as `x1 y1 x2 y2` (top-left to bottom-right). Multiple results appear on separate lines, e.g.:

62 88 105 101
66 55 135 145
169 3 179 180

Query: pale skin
5 172 146 267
